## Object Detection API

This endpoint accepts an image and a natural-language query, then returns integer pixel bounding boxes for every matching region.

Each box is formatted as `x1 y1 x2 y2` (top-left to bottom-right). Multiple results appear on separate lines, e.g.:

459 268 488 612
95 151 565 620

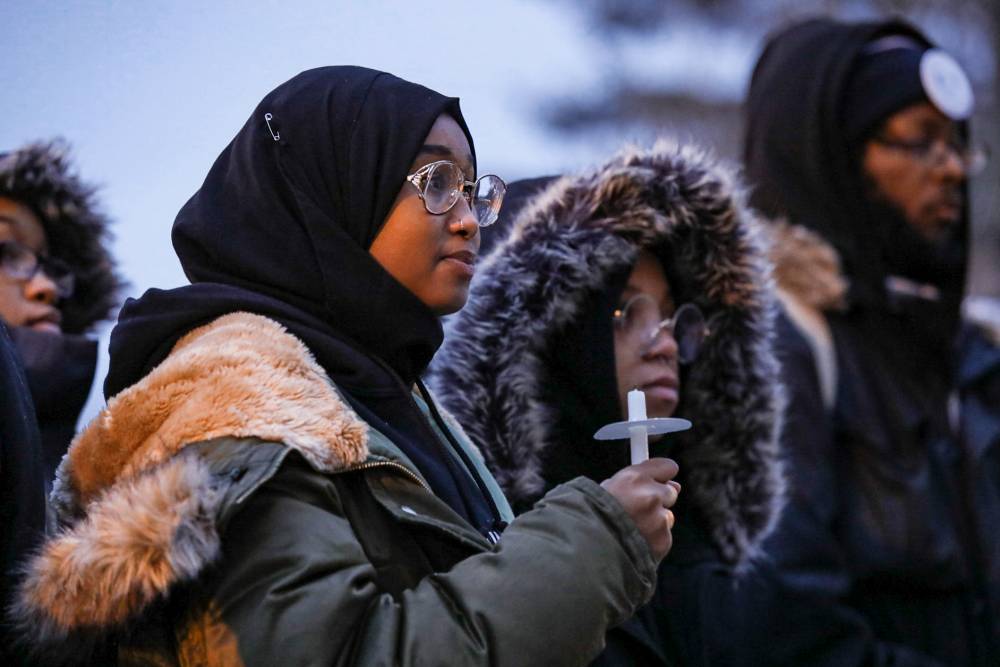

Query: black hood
744 17 968 319
0 141 125 334
107 66 475 396
432 141 786 568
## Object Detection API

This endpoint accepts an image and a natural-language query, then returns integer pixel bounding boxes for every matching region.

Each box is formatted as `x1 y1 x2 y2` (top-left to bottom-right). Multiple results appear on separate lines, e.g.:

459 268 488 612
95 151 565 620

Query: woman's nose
642 325 679 361
449 197 480 241
23 271 59 306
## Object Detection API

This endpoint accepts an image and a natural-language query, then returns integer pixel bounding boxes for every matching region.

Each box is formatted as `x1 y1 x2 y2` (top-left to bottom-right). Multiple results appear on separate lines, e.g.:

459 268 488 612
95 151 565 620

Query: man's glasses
406 160 507 227
0 240 75 298
613 296 709 364
872 133 990 176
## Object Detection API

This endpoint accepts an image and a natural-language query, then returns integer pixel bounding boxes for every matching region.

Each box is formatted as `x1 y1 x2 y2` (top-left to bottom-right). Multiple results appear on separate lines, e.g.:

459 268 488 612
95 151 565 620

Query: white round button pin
920 49 974 120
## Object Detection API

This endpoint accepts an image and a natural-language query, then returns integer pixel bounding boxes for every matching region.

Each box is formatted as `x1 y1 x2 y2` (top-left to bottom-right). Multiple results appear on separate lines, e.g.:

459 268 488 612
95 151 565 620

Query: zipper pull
486 519 508 544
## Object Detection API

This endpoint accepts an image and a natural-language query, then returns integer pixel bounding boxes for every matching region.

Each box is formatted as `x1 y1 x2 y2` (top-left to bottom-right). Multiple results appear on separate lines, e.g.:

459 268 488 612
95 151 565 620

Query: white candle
627 389 649 464
627 389 647 421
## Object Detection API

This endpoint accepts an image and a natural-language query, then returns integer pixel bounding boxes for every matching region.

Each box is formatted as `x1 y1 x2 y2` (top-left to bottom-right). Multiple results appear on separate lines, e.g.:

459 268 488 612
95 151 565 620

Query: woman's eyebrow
418 144 475 175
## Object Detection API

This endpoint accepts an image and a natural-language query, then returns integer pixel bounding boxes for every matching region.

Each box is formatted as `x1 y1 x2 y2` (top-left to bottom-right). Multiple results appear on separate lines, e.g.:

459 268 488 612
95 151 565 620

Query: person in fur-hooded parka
0 140 125 484
432 141 786 665
0 140 122 334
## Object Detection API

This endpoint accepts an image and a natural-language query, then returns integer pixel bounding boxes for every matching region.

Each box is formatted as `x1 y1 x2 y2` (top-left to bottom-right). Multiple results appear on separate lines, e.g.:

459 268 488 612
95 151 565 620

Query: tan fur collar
59 311 369 513
18 312 372 650
765 220 848 312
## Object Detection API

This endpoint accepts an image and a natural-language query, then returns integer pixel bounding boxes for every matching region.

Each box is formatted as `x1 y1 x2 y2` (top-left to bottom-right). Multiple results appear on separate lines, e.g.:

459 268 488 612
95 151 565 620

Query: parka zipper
340 459 500 547
415 379 508 544
341 460 430 491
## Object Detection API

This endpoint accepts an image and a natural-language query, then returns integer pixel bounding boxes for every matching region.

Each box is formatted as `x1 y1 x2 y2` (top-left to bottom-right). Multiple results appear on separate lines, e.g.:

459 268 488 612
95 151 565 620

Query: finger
666 509 675 530
639 457 679 482
663 484 680 508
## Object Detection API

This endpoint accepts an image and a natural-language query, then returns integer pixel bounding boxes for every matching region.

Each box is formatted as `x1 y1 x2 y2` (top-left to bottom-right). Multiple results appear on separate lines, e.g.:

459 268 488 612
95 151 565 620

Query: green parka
16 312 657 666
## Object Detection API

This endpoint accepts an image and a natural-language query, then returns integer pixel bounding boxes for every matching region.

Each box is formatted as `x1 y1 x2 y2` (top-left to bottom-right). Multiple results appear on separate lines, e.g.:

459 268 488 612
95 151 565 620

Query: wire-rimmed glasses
0 240 75 298
406 160 507 227
613 296 709 364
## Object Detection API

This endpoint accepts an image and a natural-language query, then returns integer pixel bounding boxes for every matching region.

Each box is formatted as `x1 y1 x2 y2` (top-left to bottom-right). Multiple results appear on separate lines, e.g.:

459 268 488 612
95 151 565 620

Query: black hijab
105 66 501 534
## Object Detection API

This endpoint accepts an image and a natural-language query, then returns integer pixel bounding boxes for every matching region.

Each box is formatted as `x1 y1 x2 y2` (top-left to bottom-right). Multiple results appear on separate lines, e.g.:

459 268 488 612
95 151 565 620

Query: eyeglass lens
420 162 506 226
615 295 707 364
0 241 75 298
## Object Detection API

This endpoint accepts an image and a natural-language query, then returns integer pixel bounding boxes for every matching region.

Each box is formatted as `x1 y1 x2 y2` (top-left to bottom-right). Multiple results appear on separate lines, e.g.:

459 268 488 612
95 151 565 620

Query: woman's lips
641 378 679 404
442 250 476 278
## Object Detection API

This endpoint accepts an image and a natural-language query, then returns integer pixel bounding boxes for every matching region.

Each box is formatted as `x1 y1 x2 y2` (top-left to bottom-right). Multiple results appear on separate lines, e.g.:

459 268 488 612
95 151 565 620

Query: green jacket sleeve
208 454 656 667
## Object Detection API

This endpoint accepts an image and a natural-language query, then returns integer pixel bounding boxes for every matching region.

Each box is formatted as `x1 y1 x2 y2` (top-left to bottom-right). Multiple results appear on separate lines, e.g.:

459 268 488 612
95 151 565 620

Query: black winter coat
750 223 1000 666
0 322 45 666
10 328 97 488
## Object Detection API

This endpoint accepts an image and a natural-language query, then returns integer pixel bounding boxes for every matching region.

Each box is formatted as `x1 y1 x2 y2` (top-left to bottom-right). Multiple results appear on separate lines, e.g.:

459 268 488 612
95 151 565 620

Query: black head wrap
109 66 475 395
172 65 474 380
841 38 928 143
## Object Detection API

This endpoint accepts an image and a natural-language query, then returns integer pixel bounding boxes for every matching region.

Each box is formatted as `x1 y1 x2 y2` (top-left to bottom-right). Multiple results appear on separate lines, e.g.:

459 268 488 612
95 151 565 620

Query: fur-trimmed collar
432 141 785 569
16 312 370 650
765 220 848 313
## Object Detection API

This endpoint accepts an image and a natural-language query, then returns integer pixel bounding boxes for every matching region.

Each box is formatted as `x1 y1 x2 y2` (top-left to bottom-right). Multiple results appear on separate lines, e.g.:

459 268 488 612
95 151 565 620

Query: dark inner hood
744 17 969 321
107 66 475 397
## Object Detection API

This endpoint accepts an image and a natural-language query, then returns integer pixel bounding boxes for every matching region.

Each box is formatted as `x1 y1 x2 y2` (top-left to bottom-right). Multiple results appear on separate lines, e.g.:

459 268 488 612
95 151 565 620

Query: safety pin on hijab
264 113 280 142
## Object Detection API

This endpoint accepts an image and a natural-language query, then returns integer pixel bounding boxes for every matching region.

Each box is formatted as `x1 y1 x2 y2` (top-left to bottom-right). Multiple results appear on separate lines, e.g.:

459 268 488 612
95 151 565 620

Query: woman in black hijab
14 66 679 666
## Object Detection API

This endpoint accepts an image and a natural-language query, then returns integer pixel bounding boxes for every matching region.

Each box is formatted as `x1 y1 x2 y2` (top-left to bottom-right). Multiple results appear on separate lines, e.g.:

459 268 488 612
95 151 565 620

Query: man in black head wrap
742 16 1000 666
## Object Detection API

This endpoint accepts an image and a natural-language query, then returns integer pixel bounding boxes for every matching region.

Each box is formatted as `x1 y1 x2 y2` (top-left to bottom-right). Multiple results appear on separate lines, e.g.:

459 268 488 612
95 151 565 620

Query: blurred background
2 0 997 421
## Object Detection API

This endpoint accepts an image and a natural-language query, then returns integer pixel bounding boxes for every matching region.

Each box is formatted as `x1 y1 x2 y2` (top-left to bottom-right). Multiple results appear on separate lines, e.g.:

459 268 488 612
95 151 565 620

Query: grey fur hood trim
432 140 785 568
0 140 125 333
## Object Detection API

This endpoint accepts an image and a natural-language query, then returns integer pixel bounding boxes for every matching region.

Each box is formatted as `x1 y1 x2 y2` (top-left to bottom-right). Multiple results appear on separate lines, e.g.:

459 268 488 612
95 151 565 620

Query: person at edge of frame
0 319 45 667
0 141 124 493
740 16 1000 666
